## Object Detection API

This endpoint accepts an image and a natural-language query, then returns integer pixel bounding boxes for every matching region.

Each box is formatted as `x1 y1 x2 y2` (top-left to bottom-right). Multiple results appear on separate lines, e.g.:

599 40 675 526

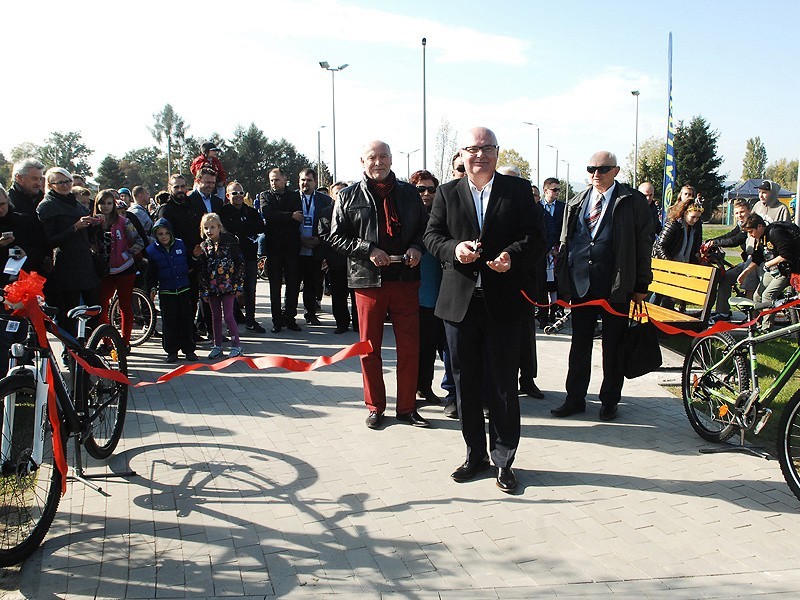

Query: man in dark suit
294 168 333 325
188 167 224 216
552 151 652 421
424 127 545 493
539 177 566 327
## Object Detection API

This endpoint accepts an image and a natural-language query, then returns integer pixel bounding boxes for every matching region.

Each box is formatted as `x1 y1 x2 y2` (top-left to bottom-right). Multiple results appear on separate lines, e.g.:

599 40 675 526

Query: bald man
638 181 662 240
553 151 653 421
328 141 430 430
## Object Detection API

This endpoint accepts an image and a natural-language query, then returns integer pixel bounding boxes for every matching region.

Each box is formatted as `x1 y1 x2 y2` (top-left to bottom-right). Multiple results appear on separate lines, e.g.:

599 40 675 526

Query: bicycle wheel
788 306 800 346
109 288 156 347
0 373 63 567
777 389 800 502
682 331 748 442
80 324 128 459
257 256 268 280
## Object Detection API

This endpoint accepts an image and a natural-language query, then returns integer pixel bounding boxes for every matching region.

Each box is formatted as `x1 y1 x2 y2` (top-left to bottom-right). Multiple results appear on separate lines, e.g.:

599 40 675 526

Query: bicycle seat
729 297 771 311
67 305 102 320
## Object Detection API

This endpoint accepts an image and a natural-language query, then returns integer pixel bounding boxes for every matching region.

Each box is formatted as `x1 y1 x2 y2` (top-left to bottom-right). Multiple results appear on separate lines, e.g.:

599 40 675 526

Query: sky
3 0 799 190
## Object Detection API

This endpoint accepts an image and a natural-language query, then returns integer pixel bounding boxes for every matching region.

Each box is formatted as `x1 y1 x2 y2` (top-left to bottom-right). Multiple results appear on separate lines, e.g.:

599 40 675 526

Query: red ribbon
521 291 800 338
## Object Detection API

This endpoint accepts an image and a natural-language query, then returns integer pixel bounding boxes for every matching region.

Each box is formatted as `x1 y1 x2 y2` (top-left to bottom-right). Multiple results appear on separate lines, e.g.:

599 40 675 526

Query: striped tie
588 192 603 233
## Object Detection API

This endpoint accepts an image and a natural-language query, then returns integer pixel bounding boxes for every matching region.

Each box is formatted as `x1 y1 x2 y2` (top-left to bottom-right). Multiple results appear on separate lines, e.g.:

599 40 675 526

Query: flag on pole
662 32 676 222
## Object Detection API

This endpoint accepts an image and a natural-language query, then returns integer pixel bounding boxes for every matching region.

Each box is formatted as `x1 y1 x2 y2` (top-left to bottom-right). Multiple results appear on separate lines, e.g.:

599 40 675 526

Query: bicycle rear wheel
682 331 748 442
109 287 156 347
777 389 800 502
257 256 268 281
80 324 128 459
0 373 63 567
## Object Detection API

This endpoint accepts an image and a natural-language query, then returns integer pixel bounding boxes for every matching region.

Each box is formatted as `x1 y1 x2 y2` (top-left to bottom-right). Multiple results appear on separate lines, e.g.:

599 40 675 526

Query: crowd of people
1 130 795 494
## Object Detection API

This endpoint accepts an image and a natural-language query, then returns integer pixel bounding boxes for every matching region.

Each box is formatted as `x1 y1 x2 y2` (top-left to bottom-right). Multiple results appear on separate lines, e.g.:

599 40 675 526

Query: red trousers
99 273 136 343
355 281 420 415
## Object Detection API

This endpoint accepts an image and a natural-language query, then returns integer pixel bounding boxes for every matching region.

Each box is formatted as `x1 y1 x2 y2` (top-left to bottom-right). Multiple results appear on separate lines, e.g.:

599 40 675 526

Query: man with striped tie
551 151 652 421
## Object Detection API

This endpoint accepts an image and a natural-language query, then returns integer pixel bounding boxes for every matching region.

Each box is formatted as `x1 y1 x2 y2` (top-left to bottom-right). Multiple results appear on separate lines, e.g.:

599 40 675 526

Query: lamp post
317 125 326 184
560 159 570 201
319 61 349 182
422 38 427 169
522 121 540 188
631 90 640 186
547 144 559 179
398 149 420 180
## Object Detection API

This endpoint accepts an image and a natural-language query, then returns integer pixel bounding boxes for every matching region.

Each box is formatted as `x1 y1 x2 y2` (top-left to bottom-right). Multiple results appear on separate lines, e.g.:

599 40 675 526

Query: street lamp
398 149 420 180
547 144 559 179
631 90 640 186
560 159 570 200
319 61 349 182
317 125 326 184
522 122 540 188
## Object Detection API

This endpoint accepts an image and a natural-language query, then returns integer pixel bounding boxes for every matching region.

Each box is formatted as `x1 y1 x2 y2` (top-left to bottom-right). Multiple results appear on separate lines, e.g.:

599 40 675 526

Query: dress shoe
246 322 267 333
305 314 322 325
286 322 302 332
417 389 441 404
496 467 517 493
234 312 247 324
550 402 586 418
396 411 431 427
365 411 384 429
451 458 491 482
165 353 178 363
599 404 619 421
519 380 545 399
184 352 199 361
271 325 283 333
443 400 458 419
334 326 348 334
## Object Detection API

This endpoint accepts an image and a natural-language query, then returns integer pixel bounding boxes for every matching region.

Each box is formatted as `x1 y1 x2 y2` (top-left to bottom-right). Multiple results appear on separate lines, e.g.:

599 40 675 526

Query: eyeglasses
547 188 561 193
462 145 498 155
51 179 73 187
416 185 437 194
586 165 616 174
229 191 245 196
454 165 466 173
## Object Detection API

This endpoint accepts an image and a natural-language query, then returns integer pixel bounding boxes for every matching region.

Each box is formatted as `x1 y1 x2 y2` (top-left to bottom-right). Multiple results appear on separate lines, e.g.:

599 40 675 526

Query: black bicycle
0 302 129 566
108 287 156 347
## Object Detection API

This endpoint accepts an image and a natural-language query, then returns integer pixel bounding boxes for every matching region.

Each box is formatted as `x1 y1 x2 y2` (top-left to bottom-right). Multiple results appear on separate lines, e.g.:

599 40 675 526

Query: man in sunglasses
451 153 466 180
552 151 652 421
425 127 545 494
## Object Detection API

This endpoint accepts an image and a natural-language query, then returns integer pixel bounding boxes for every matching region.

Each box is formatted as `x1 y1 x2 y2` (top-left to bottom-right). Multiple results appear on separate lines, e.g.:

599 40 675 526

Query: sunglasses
455 165 466 173
51 179 73 186
229 191 245 196
586 165 616 174
416 185 437 194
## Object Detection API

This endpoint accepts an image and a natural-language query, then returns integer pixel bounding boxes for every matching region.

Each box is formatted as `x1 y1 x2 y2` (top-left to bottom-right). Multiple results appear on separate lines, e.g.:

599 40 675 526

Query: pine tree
96 155 126 190
673 116 727 214
742 136 767 180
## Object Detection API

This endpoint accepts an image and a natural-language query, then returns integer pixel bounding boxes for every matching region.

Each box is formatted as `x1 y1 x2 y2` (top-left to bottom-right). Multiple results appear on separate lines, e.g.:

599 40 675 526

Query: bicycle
108 286 156 347
257 255 268 281
0 301 130 566
681 293 800 501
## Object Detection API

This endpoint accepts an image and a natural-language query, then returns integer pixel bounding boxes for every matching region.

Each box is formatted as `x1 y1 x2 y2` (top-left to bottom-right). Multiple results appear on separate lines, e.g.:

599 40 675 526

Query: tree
432 118 458 184
149 104 188 180
498 149 531 180
673 116 727 215
96 155 126 190
9 143 40 165
558 179 577 202
742 136 767 180
37 131 94 176
623 135 666 200
120 147 168 191
264 138 314 187
0 152 11 187
227 123 270 196
765 158 799 192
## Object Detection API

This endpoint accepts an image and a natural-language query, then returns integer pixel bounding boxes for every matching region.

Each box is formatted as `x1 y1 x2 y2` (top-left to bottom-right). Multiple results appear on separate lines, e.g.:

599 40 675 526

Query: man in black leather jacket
328 140 430 430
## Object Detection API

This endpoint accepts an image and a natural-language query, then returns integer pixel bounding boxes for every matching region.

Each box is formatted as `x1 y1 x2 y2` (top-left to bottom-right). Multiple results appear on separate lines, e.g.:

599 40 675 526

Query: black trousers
418 306 445 393
565 297 629 408
266 252 300 325
518 305 538 384
328 266 353 328
160 289 195 355
297 255 322 317
241 259 257 323
445 296 521 468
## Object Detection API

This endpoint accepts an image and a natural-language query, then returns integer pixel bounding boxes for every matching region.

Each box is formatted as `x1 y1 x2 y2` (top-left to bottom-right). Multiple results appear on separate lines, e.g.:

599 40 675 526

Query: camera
9 247 22 259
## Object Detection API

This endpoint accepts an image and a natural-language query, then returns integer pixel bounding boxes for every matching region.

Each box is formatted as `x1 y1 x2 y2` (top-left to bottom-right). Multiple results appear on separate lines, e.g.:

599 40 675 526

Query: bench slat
638 302 700 322
648 282 709 305
653 271 716 293
651 258 715 279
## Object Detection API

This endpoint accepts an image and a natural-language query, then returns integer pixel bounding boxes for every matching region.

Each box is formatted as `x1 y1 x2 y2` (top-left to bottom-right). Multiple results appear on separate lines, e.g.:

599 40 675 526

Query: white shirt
466 175 495 287
584 181 616 238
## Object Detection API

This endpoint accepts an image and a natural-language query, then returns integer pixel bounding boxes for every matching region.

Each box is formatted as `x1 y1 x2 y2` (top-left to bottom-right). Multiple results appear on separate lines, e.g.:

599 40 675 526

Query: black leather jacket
653 217 702 263
327 174 427 288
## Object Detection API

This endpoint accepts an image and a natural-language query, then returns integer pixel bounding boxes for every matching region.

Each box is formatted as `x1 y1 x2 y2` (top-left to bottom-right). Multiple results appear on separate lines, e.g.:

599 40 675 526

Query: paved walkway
4 289 800 599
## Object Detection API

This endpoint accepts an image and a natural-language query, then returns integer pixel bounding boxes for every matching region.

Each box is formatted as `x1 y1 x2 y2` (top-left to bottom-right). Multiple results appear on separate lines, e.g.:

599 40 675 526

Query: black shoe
234 312 246 324
396 411 431 427
519 381 545 399
184 351 199 361
451 458 491 482
334 326 348 334
246 322 267 333
153 330 162 338
271 324 283 333
551 402 586 418
599 404 619 421
165 353 178 363
286 322 302 332
365 411 384 429
417 389 442 404
496 467 517 493
443 400 458 419
305 314 322 325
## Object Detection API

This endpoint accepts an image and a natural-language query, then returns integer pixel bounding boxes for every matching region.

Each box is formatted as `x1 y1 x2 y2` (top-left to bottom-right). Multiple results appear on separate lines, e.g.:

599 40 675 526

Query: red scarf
368 172 400 237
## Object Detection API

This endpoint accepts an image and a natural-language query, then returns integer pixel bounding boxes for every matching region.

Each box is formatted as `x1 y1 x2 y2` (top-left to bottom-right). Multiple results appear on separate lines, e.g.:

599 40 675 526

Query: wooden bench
637 258 722 331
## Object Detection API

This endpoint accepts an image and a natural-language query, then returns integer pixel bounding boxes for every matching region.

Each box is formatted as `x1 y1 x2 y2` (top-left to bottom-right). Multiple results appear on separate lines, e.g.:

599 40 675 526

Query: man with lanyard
295 168 332 325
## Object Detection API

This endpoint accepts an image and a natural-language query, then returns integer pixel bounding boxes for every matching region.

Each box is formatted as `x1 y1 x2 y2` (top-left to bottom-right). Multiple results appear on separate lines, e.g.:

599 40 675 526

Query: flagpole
661 32 676 225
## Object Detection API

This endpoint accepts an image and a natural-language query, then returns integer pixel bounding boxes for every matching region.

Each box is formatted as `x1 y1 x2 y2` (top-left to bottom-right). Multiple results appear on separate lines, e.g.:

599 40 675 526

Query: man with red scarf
328 140 430 430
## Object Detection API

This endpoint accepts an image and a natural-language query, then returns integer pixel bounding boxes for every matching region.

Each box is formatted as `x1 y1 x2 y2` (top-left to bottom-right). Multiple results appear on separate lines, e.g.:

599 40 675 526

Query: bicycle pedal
753 408 773 435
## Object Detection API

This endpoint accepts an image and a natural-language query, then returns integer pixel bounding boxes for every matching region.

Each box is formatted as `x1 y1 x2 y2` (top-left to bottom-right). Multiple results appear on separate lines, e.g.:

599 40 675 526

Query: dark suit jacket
424 173 546 323
558 182 653 303
541 200 565 250
188 190 224 216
